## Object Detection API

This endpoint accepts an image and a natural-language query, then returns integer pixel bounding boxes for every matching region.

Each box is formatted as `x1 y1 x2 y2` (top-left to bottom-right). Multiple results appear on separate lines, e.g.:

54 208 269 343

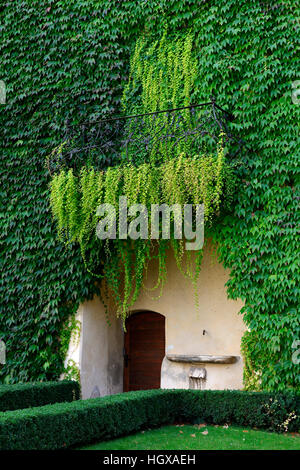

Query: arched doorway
123 311 165 392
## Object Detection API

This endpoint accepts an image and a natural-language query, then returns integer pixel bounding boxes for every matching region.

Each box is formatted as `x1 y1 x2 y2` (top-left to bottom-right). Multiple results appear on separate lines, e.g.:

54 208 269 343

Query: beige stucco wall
67 243 245 398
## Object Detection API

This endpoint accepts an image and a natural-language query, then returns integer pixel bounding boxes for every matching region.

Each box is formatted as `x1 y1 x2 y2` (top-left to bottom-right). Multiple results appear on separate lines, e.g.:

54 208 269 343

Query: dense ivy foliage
0 1 299 390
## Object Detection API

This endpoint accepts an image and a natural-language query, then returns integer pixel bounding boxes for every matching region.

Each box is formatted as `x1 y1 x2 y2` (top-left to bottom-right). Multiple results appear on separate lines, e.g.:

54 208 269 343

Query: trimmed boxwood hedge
0 389 299 450
1 0 299 394
0 380 80 412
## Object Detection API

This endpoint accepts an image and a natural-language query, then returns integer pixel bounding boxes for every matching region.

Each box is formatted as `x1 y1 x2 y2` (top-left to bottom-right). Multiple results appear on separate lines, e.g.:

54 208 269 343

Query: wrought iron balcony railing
47 97 243 175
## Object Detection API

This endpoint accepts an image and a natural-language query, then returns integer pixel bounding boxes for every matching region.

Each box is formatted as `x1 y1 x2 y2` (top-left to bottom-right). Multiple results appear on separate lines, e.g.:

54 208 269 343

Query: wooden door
123 312 165 392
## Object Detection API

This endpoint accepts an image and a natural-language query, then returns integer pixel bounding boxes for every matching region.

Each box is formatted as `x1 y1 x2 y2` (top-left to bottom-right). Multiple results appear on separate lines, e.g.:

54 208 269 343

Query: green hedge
0 389 298 450
0 380 80 412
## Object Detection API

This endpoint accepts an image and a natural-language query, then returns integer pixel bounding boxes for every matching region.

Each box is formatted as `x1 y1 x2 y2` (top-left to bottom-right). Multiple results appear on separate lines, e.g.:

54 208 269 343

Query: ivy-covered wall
0 1 299 390
0 0 132 382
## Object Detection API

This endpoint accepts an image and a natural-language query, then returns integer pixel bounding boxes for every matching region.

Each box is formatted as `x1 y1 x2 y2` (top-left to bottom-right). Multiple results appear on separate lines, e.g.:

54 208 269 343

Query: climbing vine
50 150 235 323
122 32 199 164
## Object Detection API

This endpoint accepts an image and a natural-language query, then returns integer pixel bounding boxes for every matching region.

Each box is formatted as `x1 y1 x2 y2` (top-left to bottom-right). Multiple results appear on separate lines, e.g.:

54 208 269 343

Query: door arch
123 311 165 392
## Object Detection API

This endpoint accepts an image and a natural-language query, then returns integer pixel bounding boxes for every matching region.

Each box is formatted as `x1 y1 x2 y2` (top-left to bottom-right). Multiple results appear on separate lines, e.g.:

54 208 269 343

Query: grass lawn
80 424 300 450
